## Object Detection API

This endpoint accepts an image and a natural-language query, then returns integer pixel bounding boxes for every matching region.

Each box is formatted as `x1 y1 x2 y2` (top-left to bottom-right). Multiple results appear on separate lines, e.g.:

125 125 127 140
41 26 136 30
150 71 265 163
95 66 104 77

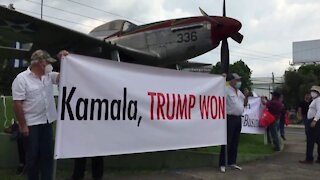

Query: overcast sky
2 0 320 77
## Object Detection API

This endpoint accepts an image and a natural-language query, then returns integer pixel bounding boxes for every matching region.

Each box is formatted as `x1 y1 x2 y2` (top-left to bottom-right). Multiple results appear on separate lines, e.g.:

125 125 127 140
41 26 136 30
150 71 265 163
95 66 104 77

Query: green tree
282 64 320 109
210 60 252 92
230 60 252 91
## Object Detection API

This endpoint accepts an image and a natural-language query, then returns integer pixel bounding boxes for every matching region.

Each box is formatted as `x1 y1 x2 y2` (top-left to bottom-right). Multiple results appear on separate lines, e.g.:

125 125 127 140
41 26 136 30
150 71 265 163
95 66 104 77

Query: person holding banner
300 86 320 164
219 73 249 173
12 50 59 180
266 91 283 151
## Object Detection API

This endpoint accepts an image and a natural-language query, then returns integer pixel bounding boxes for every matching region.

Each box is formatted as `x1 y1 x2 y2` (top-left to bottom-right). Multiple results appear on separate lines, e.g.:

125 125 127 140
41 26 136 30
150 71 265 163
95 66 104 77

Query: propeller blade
221 39 229 74
230 32 244 44
223 0 226 17
199 7 221 26
199 7 209 16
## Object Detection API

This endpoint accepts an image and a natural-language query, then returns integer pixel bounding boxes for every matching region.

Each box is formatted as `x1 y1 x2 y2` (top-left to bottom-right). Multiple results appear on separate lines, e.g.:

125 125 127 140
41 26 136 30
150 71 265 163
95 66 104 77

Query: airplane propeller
221 0 229 73
199 0 243 73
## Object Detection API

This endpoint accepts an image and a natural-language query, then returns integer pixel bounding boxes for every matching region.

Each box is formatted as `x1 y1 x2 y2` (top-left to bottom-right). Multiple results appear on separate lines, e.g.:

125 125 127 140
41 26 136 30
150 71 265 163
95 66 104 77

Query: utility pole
41 0 43 19
272 72 275 92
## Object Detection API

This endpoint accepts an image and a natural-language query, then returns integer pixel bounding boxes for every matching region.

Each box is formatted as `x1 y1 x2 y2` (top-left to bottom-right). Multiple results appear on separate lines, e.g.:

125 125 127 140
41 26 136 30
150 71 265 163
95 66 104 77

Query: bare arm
243 88 249 107
297 107 302 122
13 100 29 136
55 50 69 84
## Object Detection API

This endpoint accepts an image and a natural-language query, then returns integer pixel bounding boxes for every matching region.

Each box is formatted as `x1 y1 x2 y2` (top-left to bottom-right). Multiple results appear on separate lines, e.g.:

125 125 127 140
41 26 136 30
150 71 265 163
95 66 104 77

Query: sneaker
229 164 242 170
299 160 313 164
281 135 286 141
219 166 226 173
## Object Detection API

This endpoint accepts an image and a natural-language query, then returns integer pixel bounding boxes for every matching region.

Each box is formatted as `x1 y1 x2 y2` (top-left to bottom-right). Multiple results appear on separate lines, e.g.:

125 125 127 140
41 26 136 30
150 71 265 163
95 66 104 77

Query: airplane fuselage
89 16 241 66
108 21 214 65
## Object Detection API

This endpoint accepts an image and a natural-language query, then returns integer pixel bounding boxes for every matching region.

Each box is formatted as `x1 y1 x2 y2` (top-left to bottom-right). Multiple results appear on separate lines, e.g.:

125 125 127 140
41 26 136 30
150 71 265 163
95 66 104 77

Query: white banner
54 54 226 159
241 97 265 134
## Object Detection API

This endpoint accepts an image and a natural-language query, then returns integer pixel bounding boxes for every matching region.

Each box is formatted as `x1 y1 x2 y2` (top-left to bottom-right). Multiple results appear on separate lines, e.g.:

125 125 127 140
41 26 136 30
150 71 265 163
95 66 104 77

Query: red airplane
0 0 242 72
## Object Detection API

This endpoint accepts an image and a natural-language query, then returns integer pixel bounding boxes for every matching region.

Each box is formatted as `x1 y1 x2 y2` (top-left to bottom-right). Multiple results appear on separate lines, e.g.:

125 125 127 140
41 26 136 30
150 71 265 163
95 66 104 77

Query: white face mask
45 64 53 74
311 92 318 99
235 81 242 89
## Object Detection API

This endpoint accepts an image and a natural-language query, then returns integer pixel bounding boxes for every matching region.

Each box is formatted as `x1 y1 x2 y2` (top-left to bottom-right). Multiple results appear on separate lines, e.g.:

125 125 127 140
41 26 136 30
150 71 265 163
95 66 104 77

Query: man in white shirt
300 85 320 164
12 50 59 180
219 73 249 172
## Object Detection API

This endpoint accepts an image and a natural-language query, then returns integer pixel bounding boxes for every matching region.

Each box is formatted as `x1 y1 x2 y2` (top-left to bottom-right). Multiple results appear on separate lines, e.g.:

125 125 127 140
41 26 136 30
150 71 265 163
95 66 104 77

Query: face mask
311 92 318 99
45 64 53 74
235 82 242 89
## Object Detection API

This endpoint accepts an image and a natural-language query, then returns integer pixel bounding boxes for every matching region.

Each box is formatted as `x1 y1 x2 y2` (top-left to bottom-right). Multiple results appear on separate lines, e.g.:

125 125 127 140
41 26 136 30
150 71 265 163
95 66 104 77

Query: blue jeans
24 123 53 180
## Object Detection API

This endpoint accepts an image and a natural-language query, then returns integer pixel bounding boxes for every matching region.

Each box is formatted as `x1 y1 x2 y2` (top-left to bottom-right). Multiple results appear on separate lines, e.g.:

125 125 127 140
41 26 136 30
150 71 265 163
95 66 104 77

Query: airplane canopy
89 20 137 38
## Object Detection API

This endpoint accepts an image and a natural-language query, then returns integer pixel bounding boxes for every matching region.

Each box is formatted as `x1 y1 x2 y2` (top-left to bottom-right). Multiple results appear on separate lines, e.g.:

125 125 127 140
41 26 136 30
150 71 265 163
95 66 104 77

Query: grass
194 134 274 155
0 135 274 180
0 96 274 179
0 96 15 132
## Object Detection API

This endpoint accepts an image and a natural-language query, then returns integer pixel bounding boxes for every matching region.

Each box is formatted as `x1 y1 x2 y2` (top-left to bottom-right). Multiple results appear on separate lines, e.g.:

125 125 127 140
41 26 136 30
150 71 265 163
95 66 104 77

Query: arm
54 50 69 84
297 107 302 122
13 100 29 136
311 99 320 128
243 88 249 106
244 96 249 107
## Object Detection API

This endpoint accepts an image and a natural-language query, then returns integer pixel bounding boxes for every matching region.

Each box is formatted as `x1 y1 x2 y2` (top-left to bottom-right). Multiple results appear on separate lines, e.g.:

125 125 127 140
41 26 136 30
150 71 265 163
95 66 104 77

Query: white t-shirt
307 96 320 121
12 68 59 126
226 85 245 116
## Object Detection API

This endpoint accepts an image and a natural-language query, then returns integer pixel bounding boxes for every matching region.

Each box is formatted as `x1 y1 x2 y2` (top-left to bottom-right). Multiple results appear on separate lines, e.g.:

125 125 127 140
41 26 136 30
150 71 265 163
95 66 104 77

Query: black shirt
299 100 311 117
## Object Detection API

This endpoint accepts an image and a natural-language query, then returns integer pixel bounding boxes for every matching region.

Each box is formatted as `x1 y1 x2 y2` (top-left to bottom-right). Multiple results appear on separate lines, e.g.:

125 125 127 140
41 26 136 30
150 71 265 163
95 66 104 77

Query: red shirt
266 99 283 119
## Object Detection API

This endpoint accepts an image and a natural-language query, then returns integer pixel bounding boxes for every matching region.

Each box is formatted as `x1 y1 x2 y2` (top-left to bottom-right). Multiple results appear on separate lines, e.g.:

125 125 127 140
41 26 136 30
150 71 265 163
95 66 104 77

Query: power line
25 0 107 24
16 8 97 28
65 0 145 24
231 45 291 59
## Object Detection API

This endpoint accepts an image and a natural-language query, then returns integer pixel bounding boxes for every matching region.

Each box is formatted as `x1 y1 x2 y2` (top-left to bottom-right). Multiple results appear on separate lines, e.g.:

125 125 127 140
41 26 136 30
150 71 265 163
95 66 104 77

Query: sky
2 0 320 77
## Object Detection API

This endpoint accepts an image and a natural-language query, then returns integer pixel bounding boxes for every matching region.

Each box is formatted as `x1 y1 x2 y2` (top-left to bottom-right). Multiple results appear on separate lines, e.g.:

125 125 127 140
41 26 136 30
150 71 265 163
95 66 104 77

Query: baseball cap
226 73 241 81
31 49 57 63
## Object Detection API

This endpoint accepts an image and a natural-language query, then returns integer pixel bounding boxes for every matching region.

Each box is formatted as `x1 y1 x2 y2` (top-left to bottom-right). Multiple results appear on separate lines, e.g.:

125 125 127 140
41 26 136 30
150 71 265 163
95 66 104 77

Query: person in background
299 86 320 164
219 73 249 173
297 92 312 135
71 157 104 180
279 96 287 140
12 50 59 180
261 96 272 144
266 91 283 151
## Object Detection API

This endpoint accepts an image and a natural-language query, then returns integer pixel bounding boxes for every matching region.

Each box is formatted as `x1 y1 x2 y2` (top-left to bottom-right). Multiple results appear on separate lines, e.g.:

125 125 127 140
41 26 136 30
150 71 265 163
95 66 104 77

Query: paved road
101 127 320 180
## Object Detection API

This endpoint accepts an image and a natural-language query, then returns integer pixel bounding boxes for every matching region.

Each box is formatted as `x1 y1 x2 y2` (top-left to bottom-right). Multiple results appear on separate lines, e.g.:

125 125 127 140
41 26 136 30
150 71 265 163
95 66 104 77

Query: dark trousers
269 119 280 150
219 115 242 166
279 119 285 137
305 119 320 161
72 157 104 180
17 136 26 165
303 116 308 135
25 123 53 180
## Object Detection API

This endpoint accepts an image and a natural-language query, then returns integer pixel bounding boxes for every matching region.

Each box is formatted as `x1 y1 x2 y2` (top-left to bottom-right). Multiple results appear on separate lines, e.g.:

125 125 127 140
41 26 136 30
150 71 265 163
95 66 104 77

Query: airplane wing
0 6 114 60
0 6 168 66
0 46 29 59
114 43 161 65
